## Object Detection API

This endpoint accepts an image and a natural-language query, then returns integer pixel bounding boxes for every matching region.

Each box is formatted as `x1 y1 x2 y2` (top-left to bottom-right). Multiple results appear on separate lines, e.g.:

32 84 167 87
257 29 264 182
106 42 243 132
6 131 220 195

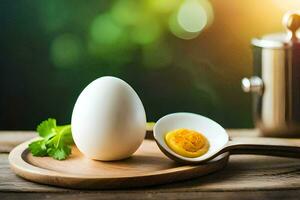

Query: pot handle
241 76 263 94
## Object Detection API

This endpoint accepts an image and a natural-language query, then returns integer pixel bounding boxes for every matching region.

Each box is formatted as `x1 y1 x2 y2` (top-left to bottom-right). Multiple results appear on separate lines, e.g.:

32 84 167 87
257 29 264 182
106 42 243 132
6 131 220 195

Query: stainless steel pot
242 11 300 137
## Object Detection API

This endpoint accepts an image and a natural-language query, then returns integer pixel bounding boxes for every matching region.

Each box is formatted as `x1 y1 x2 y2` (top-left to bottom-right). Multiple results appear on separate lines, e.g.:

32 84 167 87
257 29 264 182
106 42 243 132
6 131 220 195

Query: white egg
71 76 146 161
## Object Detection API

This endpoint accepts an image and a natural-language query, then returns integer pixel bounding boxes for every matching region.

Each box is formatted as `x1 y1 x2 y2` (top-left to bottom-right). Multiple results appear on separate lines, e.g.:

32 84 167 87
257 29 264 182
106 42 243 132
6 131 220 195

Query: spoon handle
225 137 300 158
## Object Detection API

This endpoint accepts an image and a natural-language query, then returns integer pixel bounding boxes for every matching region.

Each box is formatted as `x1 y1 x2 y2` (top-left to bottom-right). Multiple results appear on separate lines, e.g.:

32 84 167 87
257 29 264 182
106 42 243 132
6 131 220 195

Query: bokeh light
111 0 141 26
130 19 162 45
178 0 208 33
50 34 82 68
90 14 123 45
169 0 214 40
169 13 201 39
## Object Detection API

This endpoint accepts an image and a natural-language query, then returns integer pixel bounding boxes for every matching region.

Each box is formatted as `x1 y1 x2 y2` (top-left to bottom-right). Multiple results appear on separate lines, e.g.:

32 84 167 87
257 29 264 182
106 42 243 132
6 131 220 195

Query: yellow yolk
165 128 209 158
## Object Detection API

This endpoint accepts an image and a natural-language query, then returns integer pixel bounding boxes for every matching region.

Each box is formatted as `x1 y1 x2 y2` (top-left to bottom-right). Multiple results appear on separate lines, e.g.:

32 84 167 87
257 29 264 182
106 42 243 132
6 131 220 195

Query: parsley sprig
28 118 73 160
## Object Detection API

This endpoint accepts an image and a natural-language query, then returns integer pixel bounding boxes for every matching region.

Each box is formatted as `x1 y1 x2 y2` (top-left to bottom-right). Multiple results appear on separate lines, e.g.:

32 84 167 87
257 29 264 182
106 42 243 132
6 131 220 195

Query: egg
164 128 209 158
71 76 146 161
154 112 228 163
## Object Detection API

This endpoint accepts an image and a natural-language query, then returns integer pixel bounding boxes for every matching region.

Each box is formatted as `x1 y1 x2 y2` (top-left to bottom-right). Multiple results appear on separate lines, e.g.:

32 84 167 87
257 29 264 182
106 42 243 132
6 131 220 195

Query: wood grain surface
8 139 229 189
0 131 35 153
1 130 300 200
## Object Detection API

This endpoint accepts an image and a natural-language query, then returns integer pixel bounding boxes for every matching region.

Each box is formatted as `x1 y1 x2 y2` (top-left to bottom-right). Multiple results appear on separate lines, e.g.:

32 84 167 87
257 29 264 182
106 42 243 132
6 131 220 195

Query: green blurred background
1 0 298 130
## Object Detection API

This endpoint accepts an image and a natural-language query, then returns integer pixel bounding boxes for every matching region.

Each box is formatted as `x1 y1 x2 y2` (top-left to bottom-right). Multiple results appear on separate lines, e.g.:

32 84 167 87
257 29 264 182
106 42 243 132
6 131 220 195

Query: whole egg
71 76 146 161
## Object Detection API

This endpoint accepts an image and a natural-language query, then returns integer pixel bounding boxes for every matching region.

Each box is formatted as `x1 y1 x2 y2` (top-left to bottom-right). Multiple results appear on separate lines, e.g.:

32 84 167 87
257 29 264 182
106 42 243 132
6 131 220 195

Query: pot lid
252 11 300 49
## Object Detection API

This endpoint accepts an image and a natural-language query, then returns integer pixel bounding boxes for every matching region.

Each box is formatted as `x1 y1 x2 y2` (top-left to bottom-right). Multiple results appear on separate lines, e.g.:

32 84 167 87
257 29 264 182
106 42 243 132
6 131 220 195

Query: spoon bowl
154 112 300 164
154 112 229 163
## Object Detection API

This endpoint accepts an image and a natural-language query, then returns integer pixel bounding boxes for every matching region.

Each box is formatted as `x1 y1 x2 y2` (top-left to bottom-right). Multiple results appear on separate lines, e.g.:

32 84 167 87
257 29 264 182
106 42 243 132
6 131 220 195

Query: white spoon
153 112 300 164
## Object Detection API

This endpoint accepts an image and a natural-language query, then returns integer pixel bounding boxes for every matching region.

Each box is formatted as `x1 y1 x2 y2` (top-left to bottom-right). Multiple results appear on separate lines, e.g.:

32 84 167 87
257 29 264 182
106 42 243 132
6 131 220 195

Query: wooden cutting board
8 138 229 189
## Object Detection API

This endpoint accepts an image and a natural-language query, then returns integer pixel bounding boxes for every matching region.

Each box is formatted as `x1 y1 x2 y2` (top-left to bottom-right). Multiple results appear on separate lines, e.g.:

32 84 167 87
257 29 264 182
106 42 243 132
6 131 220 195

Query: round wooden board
9 138 229 189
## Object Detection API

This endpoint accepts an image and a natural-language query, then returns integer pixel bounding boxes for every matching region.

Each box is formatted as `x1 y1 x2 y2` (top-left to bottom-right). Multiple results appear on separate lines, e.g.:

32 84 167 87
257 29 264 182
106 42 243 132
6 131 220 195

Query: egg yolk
165 128 209 158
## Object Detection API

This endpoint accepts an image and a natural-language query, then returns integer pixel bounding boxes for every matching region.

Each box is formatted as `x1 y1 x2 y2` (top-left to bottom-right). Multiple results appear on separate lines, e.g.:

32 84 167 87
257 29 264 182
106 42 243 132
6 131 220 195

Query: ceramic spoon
153 112 300 164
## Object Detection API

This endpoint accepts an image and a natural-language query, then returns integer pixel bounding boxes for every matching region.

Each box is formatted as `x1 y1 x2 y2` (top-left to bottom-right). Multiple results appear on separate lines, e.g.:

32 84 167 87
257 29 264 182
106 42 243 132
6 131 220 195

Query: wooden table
1 130 300 200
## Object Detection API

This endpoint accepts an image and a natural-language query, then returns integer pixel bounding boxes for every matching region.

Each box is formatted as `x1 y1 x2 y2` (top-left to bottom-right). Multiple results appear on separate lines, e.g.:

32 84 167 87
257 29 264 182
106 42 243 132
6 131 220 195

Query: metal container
242 11 300 137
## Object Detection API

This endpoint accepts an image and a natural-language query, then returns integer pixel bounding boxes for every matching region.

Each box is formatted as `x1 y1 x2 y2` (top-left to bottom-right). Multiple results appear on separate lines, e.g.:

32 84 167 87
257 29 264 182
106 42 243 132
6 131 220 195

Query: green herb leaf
47 145 71 160
28 139 48 156
28 118 73 160
36 118 57 137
